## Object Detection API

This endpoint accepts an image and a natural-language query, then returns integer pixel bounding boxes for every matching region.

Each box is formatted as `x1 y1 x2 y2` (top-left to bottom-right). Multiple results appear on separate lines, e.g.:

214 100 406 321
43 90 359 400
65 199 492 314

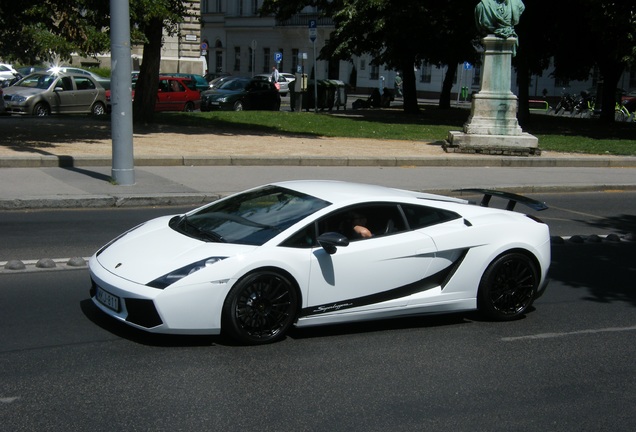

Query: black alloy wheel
222 271 298 344
477 252 538 321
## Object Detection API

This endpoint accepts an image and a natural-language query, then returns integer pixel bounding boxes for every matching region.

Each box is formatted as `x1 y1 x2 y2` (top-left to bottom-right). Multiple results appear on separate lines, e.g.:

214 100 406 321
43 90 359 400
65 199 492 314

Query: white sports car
89 180 551 344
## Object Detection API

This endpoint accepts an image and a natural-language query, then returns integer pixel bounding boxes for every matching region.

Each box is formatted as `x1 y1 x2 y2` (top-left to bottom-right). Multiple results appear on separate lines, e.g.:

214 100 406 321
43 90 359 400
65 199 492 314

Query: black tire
477 252 538 321
233 100 244 111
184 101 194 112
33 102 50 116
222 270 298 345
91 101 106 116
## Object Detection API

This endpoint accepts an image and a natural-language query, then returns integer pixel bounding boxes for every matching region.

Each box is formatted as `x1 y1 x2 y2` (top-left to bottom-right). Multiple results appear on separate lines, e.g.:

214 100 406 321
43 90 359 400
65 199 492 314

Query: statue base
445 131 540 156
446 35 539 156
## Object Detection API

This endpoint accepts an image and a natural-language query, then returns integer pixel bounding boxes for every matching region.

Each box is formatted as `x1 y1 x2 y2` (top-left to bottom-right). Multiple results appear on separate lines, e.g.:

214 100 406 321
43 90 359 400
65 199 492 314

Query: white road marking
501 325 636 342
0 397 20 404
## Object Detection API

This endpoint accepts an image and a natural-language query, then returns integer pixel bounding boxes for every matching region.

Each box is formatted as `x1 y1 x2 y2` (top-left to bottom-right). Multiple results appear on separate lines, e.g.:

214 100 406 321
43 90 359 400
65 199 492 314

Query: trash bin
303 79 339 111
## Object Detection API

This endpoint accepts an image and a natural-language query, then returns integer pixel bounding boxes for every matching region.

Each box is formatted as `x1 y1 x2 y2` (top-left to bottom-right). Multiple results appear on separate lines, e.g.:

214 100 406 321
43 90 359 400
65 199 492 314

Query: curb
1 185 636 210
1 155 636 168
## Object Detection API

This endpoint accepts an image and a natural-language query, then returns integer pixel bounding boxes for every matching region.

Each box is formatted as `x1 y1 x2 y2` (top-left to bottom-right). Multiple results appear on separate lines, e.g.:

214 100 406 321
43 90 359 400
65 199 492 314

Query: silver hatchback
3 72 108 116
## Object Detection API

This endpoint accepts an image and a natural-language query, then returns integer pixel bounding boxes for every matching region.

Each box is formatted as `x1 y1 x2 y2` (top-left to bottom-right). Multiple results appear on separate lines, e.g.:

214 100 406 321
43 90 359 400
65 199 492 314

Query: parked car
106 75 201 112
0 63 20 86
253 73 292 96
3 71 107 116
200 77 281 111
161 73 209 92
89 181 551 345
49 66 111 90
0 87 5 114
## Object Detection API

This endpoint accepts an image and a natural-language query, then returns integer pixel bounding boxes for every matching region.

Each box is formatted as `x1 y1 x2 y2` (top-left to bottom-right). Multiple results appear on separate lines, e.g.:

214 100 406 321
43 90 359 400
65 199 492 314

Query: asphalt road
1 249 635 431
1 191 635 262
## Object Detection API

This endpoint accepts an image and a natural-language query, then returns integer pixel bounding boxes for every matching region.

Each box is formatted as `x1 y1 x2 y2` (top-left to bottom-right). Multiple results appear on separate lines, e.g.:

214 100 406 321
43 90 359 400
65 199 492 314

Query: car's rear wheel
33 102 50 116
477 252 538 321
222 270 298 345
233 100 244 111
184 101 194 112
91 101 106 116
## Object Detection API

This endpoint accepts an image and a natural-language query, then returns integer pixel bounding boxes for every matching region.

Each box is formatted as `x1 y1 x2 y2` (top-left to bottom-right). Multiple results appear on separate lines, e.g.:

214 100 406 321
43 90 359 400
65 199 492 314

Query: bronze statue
475 0 525 39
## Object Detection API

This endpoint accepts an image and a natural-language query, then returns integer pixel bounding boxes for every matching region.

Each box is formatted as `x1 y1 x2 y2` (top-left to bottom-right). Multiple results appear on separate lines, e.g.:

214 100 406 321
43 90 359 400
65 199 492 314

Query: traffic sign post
309 20 318 113
275 52 282 65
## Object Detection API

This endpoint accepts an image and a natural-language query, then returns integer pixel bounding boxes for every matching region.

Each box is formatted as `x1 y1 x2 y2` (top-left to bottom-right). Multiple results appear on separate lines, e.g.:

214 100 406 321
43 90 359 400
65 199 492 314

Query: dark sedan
200 77 281 111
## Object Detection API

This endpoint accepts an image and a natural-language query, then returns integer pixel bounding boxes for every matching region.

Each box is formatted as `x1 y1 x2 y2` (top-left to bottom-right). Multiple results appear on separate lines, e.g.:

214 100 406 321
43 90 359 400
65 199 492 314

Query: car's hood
203 89 242 99
95 216 256 284
3 86 46 98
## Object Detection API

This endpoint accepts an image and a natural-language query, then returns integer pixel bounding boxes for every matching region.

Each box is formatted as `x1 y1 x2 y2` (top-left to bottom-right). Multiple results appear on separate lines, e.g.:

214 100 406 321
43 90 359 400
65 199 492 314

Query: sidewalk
0 116 635 209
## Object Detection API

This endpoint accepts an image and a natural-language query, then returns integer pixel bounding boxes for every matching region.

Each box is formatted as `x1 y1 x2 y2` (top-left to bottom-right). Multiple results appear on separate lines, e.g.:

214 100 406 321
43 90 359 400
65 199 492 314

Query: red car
106 76 201 112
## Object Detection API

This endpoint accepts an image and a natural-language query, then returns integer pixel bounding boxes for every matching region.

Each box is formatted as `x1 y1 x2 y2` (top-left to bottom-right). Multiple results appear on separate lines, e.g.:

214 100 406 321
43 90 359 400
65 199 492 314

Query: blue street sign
309 19 317 42
463 61 472 70
275 52 282 63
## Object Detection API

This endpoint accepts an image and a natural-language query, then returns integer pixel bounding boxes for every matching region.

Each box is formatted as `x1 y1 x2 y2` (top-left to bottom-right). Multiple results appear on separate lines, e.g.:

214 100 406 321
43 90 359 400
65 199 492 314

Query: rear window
401 204 461 229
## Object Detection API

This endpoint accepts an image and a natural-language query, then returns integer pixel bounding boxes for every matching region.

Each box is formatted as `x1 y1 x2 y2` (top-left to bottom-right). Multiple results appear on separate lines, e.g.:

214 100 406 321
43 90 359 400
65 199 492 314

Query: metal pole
110 0 134 185
313 40 317 114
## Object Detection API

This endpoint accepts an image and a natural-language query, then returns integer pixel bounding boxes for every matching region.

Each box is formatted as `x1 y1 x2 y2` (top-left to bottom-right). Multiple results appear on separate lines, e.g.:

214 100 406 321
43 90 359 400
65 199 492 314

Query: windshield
171 186 331 245
16 73 57 89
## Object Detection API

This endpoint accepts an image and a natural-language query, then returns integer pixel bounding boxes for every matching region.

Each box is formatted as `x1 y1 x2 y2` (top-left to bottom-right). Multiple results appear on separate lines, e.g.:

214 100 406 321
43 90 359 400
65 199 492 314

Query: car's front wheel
33 102 50 116
184 101 194 112
233 100 244 111
477 252 538 321
222 270 299 345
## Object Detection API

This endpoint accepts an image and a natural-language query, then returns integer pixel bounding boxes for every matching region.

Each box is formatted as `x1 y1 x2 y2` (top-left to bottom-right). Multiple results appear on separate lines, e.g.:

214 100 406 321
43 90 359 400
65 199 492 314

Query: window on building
238 0 243 16
370 64 379 80
472 65 481 86
234 47 241 72
419 62 432 83
292 49 299 74
263 48 271 73
630 65 636 89
278 48 284 72
252 0 259 15
249 47 253 73
360 59 366 71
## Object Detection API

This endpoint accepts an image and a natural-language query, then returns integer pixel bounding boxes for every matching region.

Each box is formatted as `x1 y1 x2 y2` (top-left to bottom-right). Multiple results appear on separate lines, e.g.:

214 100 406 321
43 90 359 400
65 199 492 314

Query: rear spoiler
454 189 548 211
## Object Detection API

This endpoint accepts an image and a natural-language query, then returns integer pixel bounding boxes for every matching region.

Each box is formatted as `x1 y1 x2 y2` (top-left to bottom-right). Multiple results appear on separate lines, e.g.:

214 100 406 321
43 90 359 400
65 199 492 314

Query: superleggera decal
300 250 468 317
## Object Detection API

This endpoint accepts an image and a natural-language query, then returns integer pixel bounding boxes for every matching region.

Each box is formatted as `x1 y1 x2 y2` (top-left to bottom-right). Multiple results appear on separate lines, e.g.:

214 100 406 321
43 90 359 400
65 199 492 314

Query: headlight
11 95 27 103
147 257 226 289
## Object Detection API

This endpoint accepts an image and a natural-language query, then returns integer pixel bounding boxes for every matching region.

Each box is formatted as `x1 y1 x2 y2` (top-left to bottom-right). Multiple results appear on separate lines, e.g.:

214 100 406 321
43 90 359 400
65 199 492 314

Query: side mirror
54 86 64 92
317 232 349 255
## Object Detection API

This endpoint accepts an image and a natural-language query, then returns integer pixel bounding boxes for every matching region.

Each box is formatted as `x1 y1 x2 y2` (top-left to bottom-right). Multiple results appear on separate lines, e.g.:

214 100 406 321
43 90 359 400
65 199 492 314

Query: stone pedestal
446 36 539 156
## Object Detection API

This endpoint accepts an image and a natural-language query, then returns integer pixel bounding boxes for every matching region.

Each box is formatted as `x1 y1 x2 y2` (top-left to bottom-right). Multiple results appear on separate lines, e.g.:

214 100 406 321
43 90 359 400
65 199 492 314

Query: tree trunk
598 62 623 124
400 57 419 114
516 69 530 126
439 63 457 109
133 17 164 124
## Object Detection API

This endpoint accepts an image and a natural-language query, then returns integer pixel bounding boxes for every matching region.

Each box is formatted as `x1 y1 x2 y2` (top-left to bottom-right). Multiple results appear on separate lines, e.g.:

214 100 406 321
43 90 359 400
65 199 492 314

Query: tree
130 0 188 124
548 1 636 123
0 1 110 64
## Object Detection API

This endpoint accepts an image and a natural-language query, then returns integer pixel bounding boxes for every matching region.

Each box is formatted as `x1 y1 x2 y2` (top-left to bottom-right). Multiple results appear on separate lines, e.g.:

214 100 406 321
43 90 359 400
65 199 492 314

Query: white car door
304 204 438 316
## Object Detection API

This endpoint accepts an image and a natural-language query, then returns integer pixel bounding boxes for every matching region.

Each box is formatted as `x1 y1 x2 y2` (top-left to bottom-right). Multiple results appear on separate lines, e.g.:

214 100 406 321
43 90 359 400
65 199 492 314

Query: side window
74 77 95 90
400 204 461 229
280 224 317 249
59 77 73 90
170 80 184 92
318 204 405 241
158 80 170 92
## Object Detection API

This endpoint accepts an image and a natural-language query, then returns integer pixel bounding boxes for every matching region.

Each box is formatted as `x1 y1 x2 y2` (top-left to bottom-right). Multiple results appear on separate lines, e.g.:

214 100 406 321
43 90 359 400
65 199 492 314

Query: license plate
96 286 120 312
